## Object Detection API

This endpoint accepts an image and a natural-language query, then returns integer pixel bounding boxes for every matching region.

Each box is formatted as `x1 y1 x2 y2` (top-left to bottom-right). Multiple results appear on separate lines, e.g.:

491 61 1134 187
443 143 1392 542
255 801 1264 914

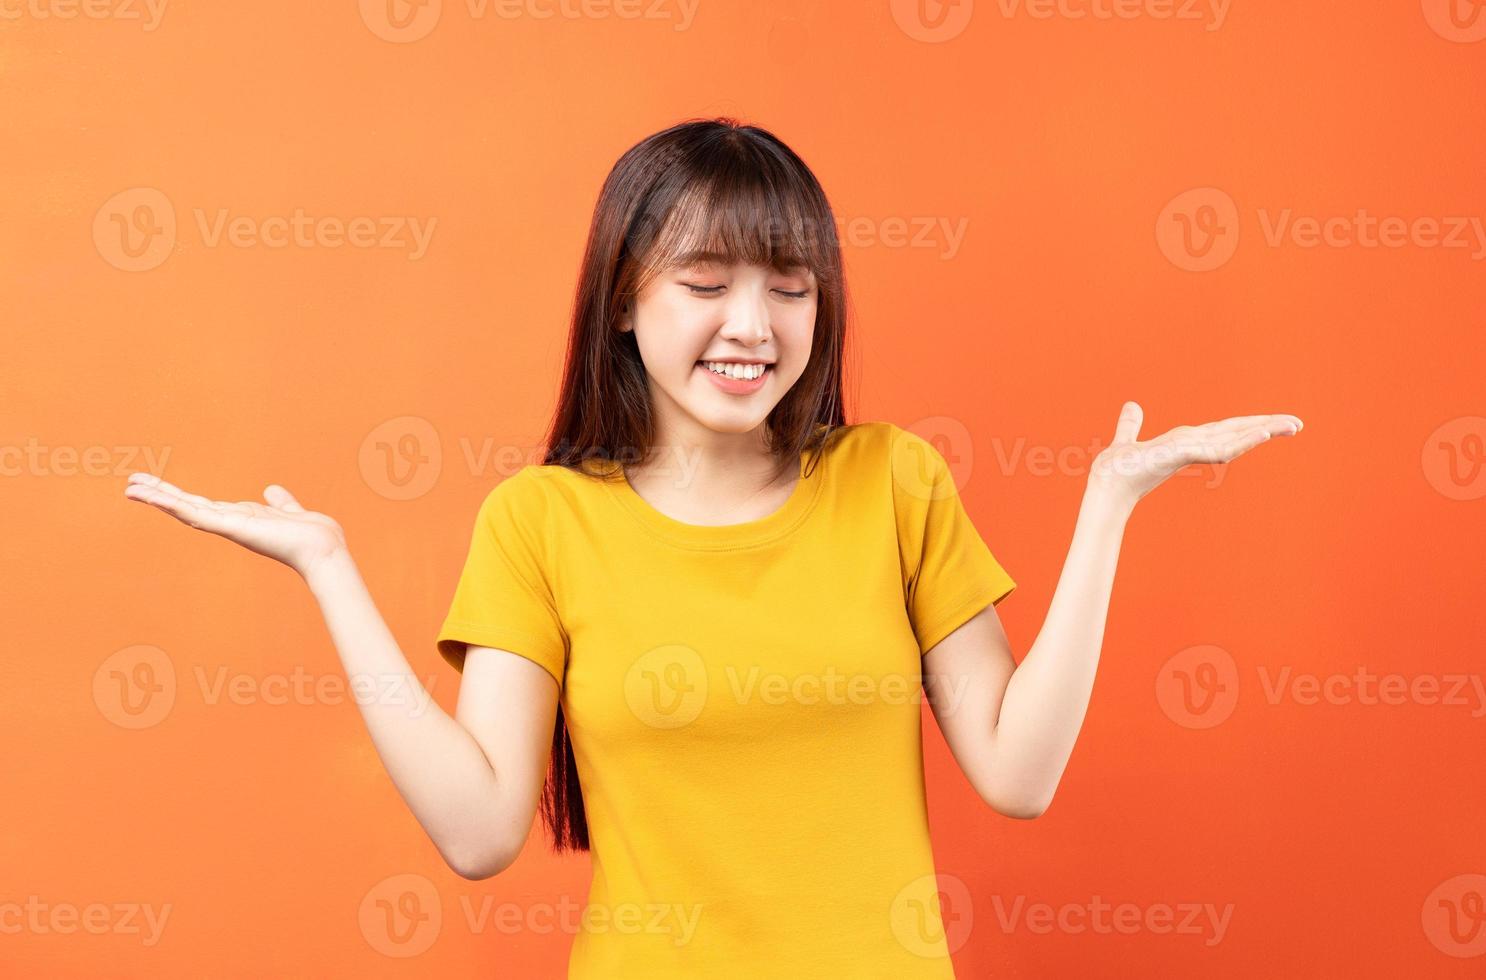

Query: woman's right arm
124 473 555 880
305 550 558 879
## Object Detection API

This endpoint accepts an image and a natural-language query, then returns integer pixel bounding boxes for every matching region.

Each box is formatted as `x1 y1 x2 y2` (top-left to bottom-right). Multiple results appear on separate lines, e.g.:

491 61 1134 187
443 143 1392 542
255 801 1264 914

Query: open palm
123 473 347 579
1090 401 1303 508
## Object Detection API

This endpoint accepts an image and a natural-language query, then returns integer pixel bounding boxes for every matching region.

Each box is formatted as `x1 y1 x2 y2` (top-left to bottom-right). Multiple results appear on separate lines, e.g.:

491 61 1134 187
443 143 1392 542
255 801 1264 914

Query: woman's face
619 253 817 441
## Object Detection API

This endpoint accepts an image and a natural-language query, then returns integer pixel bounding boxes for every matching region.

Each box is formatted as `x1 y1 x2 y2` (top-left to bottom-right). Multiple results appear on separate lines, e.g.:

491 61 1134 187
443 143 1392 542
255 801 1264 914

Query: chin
689 410 772 435
673 395 775 433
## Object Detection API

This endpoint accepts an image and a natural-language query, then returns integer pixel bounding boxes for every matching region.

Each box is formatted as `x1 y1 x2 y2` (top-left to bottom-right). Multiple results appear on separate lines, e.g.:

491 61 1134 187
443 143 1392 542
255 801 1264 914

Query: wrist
302 546 357 596
1081 478 1136 526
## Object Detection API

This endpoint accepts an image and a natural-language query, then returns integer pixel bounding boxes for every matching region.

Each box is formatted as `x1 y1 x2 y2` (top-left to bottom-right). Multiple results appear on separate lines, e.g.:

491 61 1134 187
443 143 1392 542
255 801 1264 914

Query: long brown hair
536 117 853 852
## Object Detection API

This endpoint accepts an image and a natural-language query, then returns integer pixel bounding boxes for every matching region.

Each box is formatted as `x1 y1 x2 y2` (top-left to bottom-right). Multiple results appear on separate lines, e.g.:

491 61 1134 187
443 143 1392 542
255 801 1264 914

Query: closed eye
685 285 811 299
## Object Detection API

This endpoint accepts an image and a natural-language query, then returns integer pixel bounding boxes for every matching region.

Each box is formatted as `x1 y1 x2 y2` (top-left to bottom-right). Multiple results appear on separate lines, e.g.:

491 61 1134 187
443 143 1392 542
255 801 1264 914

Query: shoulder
827 420 940 452
476 464 562 524
816 419 899 465
825 420 949 480
480 465 547 508
812 422 954 519
477 462 614 523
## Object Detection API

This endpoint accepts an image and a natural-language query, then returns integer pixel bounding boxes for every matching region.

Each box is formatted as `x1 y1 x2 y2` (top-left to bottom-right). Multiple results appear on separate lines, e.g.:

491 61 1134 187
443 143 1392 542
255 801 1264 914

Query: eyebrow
669 249 812 274
671 249 731 268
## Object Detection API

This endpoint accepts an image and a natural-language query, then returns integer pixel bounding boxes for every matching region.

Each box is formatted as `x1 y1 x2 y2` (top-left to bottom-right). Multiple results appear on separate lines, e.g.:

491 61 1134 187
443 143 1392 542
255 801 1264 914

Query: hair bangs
629 165 836 297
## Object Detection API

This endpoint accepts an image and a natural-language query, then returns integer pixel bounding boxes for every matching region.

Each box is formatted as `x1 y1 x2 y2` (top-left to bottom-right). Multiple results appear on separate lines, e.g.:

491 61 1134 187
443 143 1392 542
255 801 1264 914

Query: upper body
120 116 1300 979
436 419 1016 977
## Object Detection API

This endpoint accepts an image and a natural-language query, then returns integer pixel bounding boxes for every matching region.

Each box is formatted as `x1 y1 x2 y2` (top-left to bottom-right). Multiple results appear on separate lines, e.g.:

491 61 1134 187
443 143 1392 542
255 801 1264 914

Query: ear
617 301 633 333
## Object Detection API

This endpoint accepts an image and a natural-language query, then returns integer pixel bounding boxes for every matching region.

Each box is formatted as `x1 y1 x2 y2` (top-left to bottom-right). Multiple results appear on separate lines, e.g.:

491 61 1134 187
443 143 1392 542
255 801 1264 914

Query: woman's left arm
922 401 1303 819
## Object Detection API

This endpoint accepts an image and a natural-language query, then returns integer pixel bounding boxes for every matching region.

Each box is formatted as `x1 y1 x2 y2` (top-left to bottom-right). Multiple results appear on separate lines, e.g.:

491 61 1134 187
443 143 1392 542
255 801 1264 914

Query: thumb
264 484 305 513
1112 401 1143 445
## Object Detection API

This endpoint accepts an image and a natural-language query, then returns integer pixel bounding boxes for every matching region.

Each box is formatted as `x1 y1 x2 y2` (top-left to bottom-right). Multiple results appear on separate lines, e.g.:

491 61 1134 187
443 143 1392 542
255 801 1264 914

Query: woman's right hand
123 473 348 580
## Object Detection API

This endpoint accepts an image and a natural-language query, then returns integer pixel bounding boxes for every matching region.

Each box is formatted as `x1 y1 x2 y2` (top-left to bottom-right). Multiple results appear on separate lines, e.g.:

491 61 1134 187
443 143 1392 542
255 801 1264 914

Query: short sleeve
435 469 568 688
889 424 1017 655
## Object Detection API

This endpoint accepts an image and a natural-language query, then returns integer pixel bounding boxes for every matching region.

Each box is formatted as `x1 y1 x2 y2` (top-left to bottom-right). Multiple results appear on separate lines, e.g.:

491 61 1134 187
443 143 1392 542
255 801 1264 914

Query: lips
696 361 770 393
697 359 771 376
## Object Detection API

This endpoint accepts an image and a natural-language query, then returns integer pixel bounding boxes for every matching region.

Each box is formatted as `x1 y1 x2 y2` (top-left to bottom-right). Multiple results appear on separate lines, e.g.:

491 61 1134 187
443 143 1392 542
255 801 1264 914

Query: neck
633 417 790 496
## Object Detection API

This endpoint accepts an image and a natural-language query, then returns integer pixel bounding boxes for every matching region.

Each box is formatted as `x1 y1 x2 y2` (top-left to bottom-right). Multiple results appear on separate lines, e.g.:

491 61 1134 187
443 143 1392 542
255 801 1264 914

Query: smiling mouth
696 360 772 381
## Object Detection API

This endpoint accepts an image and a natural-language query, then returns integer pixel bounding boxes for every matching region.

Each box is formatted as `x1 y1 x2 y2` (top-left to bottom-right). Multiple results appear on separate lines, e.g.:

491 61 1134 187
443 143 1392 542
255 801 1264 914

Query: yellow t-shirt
436 420 1016 978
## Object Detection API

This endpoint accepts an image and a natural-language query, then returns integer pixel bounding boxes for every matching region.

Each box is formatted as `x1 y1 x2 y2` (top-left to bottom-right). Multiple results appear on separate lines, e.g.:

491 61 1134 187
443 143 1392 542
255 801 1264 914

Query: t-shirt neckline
604 427 831 551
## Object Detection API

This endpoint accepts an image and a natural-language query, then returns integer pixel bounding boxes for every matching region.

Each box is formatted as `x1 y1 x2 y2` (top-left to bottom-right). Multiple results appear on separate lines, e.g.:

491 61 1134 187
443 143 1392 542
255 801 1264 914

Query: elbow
995 798 1049 820
450 859 502 882
984 787 1052 820
443 842 516 881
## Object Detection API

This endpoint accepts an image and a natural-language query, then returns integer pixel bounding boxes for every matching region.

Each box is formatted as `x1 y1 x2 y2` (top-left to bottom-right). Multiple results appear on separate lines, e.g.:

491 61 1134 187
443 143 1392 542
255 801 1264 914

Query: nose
717 283 772 346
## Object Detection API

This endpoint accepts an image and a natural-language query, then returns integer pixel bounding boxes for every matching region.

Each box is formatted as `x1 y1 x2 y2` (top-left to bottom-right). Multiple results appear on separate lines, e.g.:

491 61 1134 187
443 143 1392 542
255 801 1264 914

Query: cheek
778 307 817 355
634 300 703 361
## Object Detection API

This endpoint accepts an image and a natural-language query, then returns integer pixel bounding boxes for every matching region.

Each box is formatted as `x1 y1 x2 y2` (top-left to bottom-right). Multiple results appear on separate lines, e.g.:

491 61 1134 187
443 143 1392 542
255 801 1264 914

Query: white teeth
702 361 766 380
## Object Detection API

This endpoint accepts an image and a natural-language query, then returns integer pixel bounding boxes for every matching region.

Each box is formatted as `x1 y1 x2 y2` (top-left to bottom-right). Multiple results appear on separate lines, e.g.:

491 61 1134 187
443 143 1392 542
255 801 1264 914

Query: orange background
5 1 1484 976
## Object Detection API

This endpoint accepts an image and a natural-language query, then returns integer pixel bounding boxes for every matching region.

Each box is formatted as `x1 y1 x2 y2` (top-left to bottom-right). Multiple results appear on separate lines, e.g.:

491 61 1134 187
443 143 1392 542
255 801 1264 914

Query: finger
1200 425 1283 464
124 480 239 533
1196 414 1303 436
264 485 305 513
125 472 219 511
1112 401 1143 445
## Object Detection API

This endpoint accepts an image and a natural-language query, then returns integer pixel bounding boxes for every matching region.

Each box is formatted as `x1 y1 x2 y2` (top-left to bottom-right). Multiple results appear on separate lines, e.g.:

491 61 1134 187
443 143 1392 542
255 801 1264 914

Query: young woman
123 118 1302 977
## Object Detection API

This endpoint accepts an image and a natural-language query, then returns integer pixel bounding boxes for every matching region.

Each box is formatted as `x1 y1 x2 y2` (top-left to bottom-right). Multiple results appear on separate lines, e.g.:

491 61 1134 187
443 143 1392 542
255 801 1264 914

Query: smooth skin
123 257 1301 876
614 251 818 521
921 404 1301 818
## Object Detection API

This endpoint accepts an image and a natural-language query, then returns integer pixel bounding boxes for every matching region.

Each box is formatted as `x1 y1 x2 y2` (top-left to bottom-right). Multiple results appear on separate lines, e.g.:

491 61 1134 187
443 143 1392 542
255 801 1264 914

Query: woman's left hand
1089 401 1303 511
